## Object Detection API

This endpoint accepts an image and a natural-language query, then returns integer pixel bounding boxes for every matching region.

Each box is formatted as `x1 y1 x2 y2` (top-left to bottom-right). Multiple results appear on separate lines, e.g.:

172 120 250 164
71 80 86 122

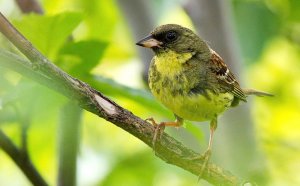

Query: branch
14 0 44 14
116 0 155 81
57 102 82 186
0 12 242 185
0 102 47 186
14 2 80 185
0 130 48 186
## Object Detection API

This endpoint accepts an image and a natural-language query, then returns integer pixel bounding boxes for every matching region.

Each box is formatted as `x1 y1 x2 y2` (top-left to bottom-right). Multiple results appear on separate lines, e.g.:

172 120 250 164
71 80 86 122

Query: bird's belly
151 87 234 121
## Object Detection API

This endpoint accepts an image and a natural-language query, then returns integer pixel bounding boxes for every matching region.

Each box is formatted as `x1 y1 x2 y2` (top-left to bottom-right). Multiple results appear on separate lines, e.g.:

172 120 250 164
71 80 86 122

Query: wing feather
209 50 247 101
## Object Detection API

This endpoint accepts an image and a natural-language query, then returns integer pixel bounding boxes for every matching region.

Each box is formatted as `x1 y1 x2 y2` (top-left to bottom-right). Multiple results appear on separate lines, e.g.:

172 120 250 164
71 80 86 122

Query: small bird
136 24 272 173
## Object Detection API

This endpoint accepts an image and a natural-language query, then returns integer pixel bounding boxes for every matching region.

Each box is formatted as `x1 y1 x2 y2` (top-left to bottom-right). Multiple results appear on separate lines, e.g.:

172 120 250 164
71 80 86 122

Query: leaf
79 0 118 40
13 12 82 60
0 68 14 94
58 40 108 75
288 0 300 22
232 1 280 62
99 152 156 186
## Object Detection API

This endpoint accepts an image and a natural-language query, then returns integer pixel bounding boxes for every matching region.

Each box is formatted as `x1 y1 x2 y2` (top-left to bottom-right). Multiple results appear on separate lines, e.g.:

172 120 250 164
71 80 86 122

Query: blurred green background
0 0 299 185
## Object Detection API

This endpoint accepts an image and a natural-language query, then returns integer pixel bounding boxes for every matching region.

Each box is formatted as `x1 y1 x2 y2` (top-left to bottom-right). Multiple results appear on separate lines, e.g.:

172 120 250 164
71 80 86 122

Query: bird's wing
209 50 247 101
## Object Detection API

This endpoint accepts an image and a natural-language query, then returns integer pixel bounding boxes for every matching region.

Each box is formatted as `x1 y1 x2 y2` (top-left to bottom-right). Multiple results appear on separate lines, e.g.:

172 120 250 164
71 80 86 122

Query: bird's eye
165 31 177 42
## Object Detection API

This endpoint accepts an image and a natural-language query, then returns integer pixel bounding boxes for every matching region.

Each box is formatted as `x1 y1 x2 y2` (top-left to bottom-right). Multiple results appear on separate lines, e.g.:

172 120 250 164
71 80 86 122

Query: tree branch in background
19 110 29 156
14 0 43 14
13 2 81 185
116 0 154 82
14 0 43 156
184 0 266 181
0 130 48 186
0 12 242 185
57 102 82 186
0 69 47 186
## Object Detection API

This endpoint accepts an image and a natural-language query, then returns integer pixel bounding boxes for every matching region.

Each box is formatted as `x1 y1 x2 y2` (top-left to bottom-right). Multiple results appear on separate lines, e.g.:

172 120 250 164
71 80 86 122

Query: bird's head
136 24 209 55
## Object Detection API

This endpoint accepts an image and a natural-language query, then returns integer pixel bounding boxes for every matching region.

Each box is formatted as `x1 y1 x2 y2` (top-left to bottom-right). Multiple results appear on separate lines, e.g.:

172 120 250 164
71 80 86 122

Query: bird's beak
136 35 162 48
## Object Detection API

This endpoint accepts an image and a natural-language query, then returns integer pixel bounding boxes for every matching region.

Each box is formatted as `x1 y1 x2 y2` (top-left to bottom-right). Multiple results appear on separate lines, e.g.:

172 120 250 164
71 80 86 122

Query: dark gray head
136 24 210 54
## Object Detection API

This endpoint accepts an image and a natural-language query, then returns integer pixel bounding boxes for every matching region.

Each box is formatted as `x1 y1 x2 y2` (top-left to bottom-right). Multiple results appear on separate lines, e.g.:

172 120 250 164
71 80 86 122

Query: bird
136 24 272 174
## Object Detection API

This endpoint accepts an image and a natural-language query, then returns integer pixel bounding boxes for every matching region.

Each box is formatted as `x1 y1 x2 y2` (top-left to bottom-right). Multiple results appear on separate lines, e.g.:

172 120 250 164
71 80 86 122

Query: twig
116 0 155 81
57 102 82 186
0 102 46 186
0 12 242 185
14 0 43 14
0 130 48 186
11 105 29 154
14 2 78 185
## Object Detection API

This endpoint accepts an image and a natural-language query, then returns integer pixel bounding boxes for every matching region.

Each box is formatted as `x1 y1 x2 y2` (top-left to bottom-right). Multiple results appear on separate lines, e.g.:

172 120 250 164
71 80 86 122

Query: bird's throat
154 50 193 77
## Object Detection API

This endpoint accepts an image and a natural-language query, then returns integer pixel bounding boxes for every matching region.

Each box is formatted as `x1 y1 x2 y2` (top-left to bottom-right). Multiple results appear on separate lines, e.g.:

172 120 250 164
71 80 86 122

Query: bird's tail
243 89 274 97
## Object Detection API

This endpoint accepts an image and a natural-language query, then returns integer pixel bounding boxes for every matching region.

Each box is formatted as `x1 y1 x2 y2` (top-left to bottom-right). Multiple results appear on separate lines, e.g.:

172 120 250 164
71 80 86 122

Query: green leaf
79 0 118 40
100 152 156 186
0 68 14 94
58 40 108 75
232 1 280 62
288 0 300 22
13 12 82 60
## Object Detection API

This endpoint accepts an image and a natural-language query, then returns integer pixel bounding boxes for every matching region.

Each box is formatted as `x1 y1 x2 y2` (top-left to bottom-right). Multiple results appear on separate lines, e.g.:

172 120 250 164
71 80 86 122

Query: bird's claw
152 123 165 145
188 149 212 181
198 149 212 181
145 118 165 150
145 117 157 126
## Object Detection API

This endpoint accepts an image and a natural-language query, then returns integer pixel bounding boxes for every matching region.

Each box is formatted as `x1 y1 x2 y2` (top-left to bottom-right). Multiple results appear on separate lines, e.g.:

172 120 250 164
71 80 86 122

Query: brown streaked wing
209 50 247 101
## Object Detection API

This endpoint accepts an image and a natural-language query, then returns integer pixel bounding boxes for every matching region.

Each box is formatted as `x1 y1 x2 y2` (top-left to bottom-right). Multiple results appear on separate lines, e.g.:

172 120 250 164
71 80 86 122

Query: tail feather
243 89 274 97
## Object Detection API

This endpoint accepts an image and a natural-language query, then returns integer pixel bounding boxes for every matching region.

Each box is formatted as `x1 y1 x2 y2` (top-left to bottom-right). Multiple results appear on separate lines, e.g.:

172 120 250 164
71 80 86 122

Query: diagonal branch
0 12 242 186
0 130 48 186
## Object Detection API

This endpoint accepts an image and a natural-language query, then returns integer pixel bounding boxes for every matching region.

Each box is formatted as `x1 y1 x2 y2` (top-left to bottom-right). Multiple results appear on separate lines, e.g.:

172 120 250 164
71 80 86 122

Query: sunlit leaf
78 0 118 41
232 1 280 62
58 40 108 75
99 152 156 186
13 12 82 60
250 38 300 185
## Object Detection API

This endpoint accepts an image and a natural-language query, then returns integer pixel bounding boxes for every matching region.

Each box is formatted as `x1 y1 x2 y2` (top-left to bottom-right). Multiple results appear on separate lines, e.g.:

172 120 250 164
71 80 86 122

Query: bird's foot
189 149 212 181
145 117 157 126
198 149 211 181
145 118 166 150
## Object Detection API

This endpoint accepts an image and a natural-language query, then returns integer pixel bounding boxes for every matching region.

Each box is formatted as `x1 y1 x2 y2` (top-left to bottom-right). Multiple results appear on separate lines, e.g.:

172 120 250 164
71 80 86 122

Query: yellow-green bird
136 24 272 169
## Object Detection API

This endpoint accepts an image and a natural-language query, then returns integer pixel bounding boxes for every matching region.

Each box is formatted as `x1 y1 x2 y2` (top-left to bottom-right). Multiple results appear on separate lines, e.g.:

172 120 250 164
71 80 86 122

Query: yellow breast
154 50 193 77
148 50 234 121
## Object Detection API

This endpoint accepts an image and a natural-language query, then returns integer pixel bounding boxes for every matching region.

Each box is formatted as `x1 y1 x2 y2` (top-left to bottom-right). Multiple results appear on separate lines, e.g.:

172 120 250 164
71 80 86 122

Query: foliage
0 0 299 185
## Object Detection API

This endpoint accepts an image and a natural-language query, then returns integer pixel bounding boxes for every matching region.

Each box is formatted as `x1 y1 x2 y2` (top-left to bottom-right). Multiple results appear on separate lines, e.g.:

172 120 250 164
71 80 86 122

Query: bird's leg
198 117 217 178
189 117 217 180
145 115 183 150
